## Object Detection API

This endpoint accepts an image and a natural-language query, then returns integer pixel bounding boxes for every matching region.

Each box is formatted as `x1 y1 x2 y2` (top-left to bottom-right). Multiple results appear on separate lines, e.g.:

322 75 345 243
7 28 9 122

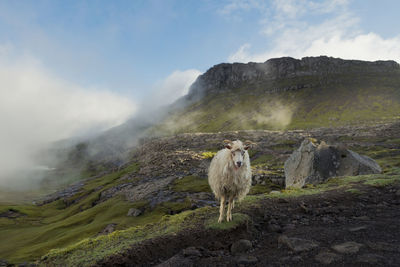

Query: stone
396 189 400 196
237 255 258 264
156 254 193 267
282 224 296 232
284 139 381 188
291 256 302 262
366 241 400 252
353 215 370 221
332 241 363 254
349 225 368 232
356 253 384 264
127 208 142 217
231 239 252 254
125 177 175 202
270 190 281 194
267 223 282 233
99 223 117 235
278 235 319 252
315 252 341 265
182 247 202 257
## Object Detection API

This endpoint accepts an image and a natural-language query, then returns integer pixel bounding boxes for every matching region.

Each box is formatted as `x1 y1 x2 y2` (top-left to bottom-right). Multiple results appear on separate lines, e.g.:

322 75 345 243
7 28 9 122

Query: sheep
208 139 252 223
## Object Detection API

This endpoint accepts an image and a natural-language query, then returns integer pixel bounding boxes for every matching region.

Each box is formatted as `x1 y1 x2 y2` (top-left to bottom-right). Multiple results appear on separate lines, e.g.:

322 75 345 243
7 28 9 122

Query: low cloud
150 69 202 107
253 103 295 129
0 46 136 189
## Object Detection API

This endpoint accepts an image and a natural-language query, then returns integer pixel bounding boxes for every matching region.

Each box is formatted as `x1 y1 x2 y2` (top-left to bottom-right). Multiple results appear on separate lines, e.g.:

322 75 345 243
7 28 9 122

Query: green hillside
154 57 400 134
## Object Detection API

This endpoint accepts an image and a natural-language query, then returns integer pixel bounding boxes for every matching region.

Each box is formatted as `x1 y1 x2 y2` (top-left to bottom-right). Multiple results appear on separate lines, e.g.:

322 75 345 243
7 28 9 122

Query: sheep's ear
244 140 253 150
223 140 232 149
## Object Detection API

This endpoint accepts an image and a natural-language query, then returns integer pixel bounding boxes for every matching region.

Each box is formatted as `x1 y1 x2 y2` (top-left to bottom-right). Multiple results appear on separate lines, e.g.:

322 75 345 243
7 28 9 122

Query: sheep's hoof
218 217 224 223
226 215 232 222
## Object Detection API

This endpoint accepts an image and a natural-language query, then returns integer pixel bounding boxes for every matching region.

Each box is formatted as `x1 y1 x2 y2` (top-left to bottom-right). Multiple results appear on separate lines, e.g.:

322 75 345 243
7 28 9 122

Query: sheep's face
224 140 251 169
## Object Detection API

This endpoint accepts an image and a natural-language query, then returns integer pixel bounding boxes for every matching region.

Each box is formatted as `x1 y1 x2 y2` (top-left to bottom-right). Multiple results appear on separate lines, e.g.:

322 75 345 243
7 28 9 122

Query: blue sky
0 0 400 185
1 0 400 100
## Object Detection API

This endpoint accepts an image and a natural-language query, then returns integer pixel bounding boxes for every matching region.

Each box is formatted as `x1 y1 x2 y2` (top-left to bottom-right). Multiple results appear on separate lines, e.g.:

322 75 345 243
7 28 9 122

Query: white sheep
208 139 252 222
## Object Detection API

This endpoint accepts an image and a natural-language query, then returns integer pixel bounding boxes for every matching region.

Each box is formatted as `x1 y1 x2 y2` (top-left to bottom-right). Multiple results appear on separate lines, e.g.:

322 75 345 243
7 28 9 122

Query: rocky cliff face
186 56 400 97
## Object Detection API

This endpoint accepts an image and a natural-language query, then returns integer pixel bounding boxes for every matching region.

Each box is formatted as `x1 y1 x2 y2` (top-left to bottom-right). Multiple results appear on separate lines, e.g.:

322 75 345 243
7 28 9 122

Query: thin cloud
150 69 202 107
227 0 400 63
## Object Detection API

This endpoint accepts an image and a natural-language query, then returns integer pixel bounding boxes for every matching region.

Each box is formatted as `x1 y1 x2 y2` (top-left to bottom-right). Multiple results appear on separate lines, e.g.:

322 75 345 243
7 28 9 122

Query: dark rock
0 209 25 219
237 255 258 264
267 223 282 233
356 253 385 264
291 256 303 262
315 251 341 265
127 208 142 217
156 254 193 267
125 177 175 203
37 181 84 205
332 241 363 254
278 235 319 252
231 239 252 254
366 241 400 252
353 215 370 221
0 259 9 267
349 225 368 232
282 223 296 232
284 139 381 188
182 247 202 257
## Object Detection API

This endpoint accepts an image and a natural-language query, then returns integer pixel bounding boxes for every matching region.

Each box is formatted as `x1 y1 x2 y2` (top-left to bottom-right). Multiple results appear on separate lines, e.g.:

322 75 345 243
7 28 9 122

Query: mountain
156 56 400 133
39 56 400 188
1 56 400 265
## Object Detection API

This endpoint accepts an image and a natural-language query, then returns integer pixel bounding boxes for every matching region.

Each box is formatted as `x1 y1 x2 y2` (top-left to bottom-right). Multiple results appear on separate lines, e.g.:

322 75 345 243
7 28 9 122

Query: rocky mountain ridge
186 56 400 97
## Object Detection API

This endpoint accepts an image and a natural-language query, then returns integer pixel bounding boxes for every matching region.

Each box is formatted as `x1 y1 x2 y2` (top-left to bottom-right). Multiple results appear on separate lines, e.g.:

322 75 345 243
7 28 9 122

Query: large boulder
284 139 381 188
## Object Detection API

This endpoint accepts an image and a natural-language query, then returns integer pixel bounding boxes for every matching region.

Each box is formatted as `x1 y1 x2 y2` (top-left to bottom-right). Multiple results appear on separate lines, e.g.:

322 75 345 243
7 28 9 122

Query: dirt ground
96 181 400 267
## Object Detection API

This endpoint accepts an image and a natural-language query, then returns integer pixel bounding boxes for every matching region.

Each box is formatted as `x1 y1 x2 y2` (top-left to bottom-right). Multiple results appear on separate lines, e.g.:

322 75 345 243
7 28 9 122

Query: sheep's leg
218 196 225 223
227 196 234 222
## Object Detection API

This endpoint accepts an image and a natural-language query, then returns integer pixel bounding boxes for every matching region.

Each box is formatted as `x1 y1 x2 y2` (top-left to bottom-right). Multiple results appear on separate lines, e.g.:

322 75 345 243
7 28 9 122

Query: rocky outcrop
127 208 142 217
284 139 382 188
186 56 400 97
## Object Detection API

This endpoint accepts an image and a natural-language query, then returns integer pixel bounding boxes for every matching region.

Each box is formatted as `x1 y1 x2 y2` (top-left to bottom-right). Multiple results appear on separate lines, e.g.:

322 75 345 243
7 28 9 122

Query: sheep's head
223 139 253 169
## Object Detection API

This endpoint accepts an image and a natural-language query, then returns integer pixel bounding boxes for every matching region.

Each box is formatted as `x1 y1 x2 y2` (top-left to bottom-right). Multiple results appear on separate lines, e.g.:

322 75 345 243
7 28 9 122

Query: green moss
172 176 211 193
252 154 275 165
201 151 217 159
83 162 140 192
346 188 362 194
158 198 193 214
204 213 250 230
249 182 281 195
41 206 214 266
364 176 400 187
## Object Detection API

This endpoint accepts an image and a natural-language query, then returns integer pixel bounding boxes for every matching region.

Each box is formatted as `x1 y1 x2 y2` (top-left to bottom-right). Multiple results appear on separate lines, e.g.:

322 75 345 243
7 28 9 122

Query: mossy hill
155 56 400 133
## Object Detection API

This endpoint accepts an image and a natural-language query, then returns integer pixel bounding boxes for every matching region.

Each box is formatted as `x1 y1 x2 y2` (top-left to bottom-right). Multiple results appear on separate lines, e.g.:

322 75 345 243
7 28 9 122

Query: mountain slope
38 56 400 188
155 56 400 133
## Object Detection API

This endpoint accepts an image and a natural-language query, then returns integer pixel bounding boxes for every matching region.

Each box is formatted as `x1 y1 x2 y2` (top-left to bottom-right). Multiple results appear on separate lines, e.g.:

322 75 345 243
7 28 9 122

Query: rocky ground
97 182 400 266
37 122 400 210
